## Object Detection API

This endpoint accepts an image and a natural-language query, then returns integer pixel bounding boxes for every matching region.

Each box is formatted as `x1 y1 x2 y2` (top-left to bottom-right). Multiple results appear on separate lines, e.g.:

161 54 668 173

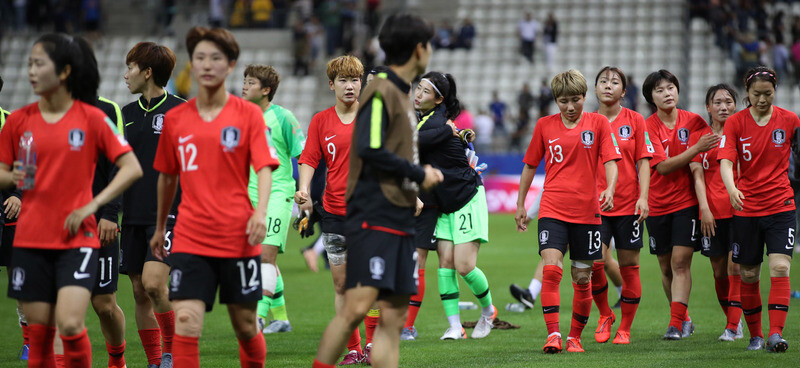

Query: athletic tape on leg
261 263 278 294
322 233 347 266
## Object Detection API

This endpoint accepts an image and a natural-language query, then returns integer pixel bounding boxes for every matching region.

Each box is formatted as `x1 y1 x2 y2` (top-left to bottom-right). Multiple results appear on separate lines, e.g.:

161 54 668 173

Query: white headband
420 78 442 97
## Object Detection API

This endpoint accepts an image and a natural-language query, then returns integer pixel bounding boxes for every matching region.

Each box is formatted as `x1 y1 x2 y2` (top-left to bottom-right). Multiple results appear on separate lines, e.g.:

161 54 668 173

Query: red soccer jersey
523 112 621 224
297 106 353 216
646 109 707 216
690 125 735 219
0 101 131 249
595 108 654 216
717 106 800 217
154 96 278 258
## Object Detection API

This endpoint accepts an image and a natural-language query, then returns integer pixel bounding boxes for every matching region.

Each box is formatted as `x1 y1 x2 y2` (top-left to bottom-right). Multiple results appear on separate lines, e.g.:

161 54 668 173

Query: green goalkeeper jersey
249 104 306 202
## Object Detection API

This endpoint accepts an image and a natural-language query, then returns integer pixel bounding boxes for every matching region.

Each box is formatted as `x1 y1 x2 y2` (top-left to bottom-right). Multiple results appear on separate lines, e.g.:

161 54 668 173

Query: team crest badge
649 237 657 250
170 269 182 292
732 243 740 257
618 125 632 139
580 130 595 146
773 129 786 144
702 237 711 252
220 126 241 151
677 128 690 143
539 230 549 244
11 267 24 291
152 114 165 134
369 256 385 280
68 129 85 150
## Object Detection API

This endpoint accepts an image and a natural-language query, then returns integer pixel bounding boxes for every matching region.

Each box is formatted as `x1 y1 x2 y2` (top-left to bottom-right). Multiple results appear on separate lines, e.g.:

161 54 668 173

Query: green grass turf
1 214 799 367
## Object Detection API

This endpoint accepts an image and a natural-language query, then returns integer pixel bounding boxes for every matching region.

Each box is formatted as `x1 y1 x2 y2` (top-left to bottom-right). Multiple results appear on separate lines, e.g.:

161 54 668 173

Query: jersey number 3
179 143 199 172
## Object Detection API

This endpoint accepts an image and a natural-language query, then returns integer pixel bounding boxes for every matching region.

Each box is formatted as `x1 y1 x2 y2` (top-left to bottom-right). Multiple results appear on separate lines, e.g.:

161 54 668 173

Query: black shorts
7 247 99 303
344 227 418 297
0 225 7 267
732 211 796 266
168 253 262 312
319 204 345 236
538 218 603 261
413 207 439 250
701 218 733 258
600 215 644 250
93 238 120 295
645 205 701 255
120 224 173 275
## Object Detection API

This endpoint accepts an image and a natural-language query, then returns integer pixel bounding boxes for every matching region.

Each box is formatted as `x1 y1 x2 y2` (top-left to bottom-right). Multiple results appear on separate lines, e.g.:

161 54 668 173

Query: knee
175 308 203 335
671 259 691 274
143 278 167 300
740 267 760 283
57 317 85 336
455 262 475 277
91 297 117 320
341 304 370 326
131 284 151 305
770 262 791 277
571 266 591 285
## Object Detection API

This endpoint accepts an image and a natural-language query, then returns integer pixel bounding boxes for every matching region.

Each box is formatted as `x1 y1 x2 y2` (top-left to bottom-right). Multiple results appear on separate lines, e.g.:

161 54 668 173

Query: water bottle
17 131 36 190
505 303 527 313
458 301 478 310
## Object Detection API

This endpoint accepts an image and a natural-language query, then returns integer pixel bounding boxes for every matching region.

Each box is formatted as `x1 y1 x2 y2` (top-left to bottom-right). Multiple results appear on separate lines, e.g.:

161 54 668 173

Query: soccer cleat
18 344 29 360
364 343 372 365
543 332 563 354
766 333 788 353
718 328 737 342
663 326 681 340
257 316 267 332
440 327 467 340
401 326 417 341
611 298 622 309
338 350 364 365
263 320 292 334
746 336 765 351
612 331 630 345
681 318 694 338
594 312 615 343
471 305 497 339
509 284 536 309
735 320 744 339
160 353 172 368
566 337 584 352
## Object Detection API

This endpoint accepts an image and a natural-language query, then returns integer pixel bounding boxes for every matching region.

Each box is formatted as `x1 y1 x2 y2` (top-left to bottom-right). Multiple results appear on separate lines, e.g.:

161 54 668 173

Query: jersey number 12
179 143 199 172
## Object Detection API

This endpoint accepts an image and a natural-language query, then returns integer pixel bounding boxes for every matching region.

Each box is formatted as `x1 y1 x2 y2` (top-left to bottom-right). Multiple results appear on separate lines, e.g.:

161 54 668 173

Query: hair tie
746 71 776 83
420 78 442 97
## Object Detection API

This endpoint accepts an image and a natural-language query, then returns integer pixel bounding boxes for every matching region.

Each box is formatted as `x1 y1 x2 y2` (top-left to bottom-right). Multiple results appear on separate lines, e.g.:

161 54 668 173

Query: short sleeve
0 112 19 166
153 110 180 174
688 131 702 164
646 119 667 168
633 115 654 161
717 116 740 162
248 106 279 173
598 119 622 163
522 117 545 166
94 111 132 163
298 113 321 168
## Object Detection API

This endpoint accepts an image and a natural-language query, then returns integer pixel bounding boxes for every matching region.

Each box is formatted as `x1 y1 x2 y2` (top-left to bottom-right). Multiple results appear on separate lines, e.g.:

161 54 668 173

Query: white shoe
735 319 744 339
262 319 292 334
471 306 496 339
440 326 466 340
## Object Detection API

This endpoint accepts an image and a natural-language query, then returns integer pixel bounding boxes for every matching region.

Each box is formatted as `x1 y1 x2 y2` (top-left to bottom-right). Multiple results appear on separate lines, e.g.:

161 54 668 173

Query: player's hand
599 188 614 212
446 120 459 137
728 187 745 211
694 133 721 153
246 211 267 245
515 205 529 232
10 161 25 184
294 190 313 212
3 196 20 219
415 197 424 217
64 201 99 236
421 165 444 191
149 228 167 261
97 218 118 247
701 209 716 237
634 197 649 223
459 129 476 143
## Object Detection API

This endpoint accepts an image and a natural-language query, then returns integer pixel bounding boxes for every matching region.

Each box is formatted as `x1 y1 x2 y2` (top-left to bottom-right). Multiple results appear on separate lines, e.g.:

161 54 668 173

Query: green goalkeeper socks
438 268 460 317
462 267 492 309
270 274 288 321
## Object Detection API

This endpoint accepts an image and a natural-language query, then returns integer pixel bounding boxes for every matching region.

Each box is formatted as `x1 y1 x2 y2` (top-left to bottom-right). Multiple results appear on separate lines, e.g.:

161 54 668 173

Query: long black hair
34 34 99 104
420 71 461 120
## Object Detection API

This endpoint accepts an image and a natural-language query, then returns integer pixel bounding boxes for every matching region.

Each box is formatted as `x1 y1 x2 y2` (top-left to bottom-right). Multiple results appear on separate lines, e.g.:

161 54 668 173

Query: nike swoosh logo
73 271 91 280
588 249 600 255
325 135 336 141
775 305 789 310
548 138 559 143
542 306 558 313
739 137 752 141
786 245 794 250
179 135 193 144
99 279 113 288
661 139 669 143
430 238 437 244
630 238 640 243
241 285 259 295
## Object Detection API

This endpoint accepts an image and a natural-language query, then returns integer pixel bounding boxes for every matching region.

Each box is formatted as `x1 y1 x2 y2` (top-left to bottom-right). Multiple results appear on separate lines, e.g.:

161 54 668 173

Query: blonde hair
326 55 364 82
551 69 588 99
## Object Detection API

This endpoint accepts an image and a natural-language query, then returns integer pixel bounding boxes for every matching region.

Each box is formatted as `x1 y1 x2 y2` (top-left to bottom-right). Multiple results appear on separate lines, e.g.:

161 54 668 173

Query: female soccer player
641 69 718 340
516 69 620 353
591 66 652 345
0 33 143 367
295 55 370 365
689 84 743 342
719 67 797 352
149 27 277 367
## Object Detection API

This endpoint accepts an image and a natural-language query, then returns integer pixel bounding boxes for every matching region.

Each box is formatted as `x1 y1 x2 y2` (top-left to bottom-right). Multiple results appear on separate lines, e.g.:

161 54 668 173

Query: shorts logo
369 256 385 280
677 128 690 143
539 230 549 245
649 236 656 250
701 237 711 251
618 125 632 139
772 129 786 144
68 129 85 150
152 114 165 134
11 267 25 291
580 130 595 146
732 243 740 257
220 126 241 151
170 269 182 292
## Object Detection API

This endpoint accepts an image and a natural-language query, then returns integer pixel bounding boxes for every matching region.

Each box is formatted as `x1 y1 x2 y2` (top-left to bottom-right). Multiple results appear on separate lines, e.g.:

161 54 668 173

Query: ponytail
34 34 99 104
420 71 461 120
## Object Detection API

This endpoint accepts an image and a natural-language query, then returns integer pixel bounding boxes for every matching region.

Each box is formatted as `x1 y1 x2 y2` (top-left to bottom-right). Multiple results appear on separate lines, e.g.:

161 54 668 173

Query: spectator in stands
792 15 800 43
318 0 341 56
625 76 639 112
489 91 508 137
433 20 454 49
543 13 558 73
250 0 274 27
454 102 474 130
518 12 539 63
518 83 535 123
82 0 103 47
209 0 224 26
473 109 493 153
455 18 476 50
366 0 380 35
791 37 800 85
293 18 310 76
13 0 26 31
306 15 324 67
773 38 790 80
537 79 552 118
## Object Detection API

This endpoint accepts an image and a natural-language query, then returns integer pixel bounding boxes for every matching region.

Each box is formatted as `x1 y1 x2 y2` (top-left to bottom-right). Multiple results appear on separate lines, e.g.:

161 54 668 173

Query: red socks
61 328 92 368
106 341 126 368
347 327 362 354
714 276 730 315
155 311 175 354
740 280 763 338
591 262 612 317
364 315 378 345
726 275 742 331
568 282 592 339
541 265 563 335
173 334 200 368
21 322 30 346
138 328 162 366
238 333 266 368
55 354 65 368
669 302 688 330
405 268 426 328
313 359 336 368
618 265 641 332
768 276 790 336
28 324 56 368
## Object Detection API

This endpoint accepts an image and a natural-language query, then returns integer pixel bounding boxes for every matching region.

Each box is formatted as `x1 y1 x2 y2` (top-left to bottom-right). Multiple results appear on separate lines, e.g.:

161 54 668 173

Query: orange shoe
594 312 615 343
543 333 563 354
566 337 585 352
612 330 630 345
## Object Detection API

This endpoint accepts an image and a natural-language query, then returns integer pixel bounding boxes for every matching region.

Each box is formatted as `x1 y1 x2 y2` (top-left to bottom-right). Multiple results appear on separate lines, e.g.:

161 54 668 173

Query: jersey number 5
179 143 199 172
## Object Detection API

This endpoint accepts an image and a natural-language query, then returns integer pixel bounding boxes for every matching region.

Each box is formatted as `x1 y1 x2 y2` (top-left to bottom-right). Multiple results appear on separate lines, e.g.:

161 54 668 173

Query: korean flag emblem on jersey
152 114 165 134
677 128 690 143
773 129 786 145
618 125 632 139
580 130 595 146
68 129 85 151
221 126 241 152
